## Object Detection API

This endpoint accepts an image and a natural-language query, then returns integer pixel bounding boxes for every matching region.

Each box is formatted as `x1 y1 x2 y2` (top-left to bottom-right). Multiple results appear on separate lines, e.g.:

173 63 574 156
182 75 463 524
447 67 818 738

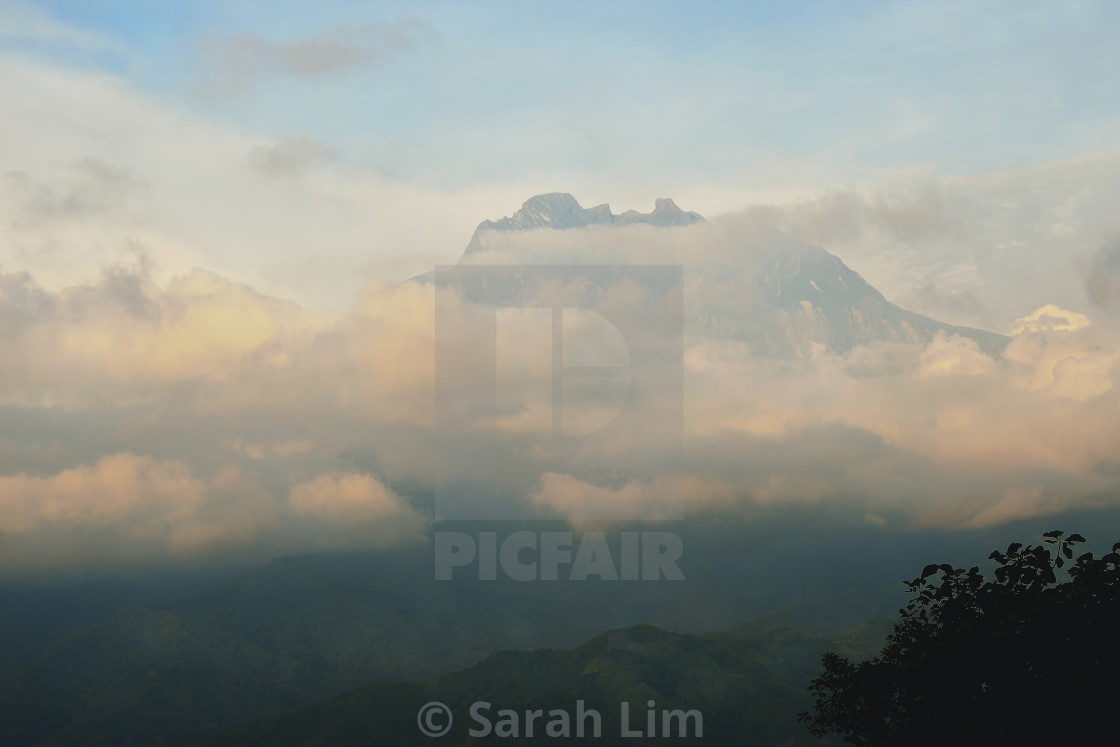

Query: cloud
918 332 996 377
1004 305 1117 400
4 250 1120 570
287 473 428 549
1009 304 1091 334
0 264 327 407
0 54 515 309
0 454 428 574
530 473 682 522
726 150 1120 333
735 172 961 248
4 157 147 224
199 19 437 93
0 454 277 571
0 1 124 52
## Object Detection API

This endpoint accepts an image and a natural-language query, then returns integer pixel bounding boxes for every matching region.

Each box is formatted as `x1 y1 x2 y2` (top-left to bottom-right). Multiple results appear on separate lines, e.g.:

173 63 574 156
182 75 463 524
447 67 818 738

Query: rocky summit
464 193 704 254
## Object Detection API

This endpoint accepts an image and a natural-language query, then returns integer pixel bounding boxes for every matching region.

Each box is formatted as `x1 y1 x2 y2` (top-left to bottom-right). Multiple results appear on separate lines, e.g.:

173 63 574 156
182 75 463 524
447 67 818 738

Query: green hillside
207 620 892 746
0 607 336 746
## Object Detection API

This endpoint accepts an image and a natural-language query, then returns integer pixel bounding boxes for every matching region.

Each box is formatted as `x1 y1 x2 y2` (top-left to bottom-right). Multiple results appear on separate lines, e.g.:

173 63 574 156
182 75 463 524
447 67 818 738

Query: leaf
921 563 939 579
1007 542 1023 555
1068 533 1086 543
1063 546 1073 559
1043 530 1063 539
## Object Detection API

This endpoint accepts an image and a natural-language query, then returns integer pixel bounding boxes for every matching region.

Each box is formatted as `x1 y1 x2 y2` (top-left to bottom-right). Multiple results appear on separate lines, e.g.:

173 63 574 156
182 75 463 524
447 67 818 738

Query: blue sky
1 0 1119 311
6 0 1119 196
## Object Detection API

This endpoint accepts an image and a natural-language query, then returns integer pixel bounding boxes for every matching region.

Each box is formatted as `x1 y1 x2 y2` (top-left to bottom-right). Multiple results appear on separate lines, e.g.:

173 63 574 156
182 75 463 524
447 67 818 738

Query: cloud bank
3 217 1120 574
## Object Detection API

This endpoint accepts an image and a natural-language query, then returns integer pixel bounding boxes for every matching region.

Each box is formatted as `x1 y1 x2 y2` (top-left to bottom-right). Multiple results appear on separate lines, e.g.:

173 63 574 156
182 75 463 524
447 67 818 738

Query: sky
3 1 1120 576
2 0 1119 306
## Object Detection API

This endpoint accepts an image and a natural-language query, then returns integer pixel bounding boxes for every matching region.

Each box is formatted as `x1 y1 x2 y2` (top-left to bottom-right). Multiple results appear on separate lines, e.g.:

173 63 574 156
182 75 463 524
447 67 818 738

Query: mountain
0 607 333 747
426 193 1008 359
0 571 239 682
463 192 703 255
207 620 892 746
0 515 954 746
693 235 1010 358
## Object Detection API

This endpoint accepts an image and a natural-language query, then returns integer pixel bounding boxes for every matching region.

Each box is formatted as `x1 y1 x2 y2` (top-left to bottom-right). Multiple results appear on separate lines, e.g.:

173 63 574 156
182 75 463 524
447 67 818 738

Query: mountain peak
622 197 703 227
464 193 705 254
517 193 589 226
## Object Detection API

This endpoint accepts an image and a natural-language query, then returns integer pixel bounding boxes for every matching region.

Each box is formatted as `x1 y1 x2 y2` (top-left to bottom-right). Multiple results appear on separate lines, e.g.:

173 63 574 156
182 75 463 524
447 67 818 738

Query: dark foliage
799 530 1120 745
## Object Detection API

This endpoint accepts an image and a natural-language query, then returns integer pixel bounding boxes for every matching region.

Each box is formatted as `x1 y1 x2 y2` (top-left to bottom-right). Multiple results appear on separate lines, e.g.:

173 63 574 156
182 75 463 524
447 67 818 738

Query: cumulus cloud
1003 308 1118 401
287 473 428 549
1009 304 1091 334
0 454 276 571
0 264 327 407
4 251 1120 569
0 145 1119 569
918 333 996 377
0 454 428 574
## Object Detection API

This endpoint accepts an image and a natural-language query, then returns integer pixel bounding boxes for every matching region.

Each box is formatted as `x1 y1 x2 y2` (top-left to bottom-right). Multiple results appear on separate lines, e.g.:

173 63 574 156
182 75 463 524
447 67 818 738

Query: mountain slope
0 516 961 745
695 237 1009 357
0 607 334 746
207 620 892 746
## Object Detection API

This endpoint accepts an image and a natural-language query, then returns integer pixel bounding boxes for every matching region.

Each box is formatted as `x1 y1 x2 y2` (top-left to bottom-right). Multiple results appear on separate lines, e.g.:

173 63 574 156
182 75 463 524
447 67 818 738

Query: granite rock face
464 193 704 254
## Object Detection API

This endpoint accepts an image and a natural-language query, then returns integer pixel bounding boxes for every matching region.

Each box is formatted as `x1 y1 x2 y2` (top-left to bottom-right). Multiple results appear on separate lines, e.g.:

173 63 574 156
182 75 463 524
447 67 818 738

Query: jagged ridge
464 193 704 254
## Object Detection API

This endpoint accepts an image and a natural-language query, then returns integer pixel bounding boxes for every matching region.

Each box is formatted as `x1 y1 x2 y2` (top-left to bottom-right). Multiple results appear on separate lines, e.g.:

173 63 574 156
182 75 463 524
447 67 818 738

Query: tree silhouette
799 530 1120 746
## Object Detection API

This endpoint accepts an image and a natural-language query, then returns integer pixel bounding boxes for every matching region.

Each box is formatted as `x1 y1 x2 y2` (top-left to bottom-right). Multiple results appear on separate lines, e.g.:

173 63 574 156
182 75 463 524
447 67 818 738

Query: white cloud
0 454 428 574
0 55 515 309
0 1 124 52
0 454 276 570
3 253 1120 569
